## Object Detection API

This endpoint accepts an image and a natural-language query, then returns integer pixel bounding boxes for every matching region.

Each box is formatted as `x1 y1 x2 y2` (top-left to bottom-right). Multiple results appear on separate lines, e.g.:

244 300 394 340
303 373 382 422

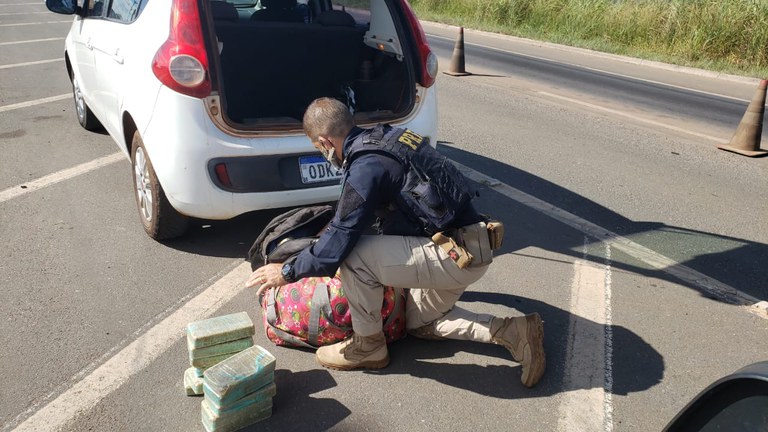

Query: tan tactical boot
316 332 389 370
407 324 444 341
491 313 546 388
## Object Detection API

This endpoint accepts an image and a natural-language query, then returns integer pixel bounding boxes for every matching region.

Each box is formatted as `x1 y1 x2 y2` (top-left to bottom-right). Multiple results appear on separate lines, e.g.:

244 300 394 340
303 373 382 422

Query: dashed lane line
0 58 59 69
0 11 47 15
0 153 124 204
0 20 71 26
428 33 755 105
0 37 64 45
0 94 69 113
537 91 726 142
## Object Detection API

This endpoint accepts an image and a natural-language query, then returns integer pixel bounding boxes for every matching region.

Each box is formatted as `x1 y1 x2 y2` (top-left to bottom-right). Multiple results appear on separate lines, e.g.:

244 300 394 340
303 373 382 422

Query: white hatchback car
45 0 438 239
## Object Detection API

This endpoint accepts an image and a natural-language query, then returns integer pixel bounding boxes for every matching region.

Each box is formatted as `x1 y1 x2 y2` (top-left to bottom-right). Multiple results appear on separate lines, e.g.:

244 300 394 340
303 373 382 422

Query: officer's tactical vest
344 125 475 235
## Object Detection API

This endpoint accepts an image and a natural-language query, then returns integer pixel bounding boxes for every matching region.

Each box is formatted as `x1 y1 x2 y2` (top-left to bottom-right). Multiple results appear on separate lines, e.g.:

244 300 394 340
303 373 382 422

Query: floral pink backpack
260 275 406 349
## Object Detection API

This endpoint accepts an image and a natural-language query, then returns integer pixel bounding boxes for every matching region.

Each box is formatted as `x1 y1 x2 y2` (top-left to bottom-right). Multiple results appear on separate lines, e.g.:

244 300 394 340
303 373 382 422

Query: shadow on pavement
241 369 351 431
160 142 766 304
437 143 767 303
376 293 663 399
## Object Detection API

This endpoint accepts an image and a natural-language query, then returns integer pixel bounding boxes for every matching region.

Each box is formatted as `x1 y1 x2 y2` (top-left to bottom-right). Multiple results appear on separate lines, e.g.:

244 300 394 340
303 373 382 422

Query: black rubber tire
130 132 189 240
72 74 103 132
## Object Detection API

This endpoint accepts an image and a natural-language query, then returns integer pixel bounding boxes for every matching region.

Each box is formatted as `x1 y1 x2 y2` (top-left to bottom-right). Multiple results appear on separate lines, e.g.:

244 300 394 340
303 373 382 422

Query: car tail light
214 163 232 188
152 0 211 98
398 0 436 88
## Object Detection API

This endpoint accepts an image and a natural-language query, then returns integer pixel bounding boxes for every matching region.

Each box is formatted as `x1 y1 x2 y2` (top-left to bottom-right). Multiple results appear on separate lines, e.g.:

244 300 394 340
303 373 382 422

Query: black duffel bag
247 205 335 270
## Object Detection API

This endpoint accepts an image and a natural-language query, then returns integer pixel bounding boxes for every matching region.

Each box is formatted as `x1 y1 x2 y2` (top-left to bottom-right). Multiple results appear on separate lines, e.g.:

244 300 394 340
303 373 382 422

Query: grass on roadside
409 0 768 78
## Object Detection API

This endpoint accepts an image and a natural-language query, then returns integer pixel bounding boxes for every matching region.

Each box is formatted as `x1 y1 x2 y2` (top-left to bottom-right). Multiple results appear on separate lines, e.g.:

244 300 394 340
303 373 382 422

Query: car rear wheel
72 74 103 131
131 132 189 240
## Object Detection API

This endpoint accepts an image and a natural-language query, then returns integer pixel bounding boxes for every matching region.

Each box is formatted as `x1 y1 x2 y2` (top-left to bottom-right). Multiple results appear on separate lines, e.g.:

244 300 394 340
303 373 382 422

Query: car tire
71 74 103 131
131 132 189 240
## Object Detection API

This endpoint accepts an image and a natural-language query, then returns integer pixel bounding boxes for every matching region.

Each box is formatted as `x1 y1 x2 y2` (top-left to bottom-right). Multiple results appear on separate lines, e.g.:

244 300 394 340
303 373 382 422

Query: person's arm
291 153 400 278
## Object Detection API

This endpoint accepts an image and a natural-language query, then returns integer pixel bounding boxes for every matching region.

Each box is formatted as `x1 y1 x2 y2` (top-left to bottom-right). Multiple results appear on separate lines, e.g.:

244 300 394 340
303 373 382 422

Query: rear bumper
142 88 341 219
141 84 437 220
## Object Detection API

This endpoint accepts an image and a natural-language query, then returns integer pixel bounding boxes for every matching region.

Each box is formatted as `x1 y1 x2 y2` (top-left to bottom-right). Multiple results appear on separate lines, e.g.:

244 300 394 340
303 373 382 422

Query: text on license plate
299 155 343 184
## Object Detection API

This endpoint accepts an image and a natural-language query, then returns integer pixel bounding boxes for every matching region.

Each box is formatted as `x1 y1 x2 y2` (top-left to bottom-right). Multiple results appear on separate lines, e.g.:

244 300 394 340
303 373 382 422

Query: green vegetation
409 0 768 78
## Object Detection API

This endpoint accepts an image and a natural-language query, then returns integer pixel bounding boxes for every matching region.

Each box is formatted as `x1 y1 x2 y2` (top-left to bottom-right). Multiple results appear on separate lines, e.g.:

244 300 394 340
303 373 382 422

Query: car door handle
86 38 93 50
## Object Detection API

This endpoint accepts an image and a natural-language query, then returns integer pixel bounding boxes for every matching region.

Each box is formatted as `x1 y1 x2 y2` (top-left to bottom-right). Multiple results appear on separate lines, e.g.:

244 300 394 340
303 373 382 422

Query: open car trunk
205 0 416 130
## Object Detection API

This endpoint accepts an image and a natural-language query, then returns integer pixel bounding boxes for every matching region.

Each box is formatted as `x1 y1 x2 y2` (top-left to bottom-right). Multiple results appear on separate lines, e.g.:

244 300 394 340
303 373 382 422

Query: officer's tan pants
340 235 495 342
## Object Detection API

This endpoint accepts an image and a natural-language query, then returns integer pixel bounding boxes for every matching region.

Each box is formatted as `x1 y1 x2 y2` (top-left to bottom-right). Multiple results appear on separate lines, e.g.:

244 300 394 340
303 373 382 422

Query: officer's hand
245 263 287 297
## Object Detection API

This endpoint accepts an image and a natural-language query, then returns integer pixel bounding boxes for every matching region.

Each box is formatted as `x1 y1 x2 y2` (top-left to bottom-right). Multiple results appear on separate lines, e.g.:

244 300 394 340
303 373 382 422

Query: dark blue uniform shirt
291 126 482 279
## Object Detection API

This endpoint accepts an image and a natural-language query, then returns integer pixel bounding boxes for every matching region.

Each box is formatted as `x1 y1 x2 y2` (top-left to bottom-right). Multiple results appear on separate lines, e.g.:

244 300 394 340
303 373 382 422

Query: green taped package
186 312 255 350
203 345 276 406
189 337 254 362
203 372 274 408
192 352 239 369
201 398 272 432
184 367 204 396
206 382 276 415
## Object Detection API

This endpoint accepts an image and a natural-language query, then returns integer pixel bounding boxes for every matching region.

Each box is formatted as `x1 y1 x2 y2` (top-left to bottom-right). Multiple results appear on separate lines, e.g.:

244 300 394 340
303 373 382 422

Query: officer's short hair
303 98 354 143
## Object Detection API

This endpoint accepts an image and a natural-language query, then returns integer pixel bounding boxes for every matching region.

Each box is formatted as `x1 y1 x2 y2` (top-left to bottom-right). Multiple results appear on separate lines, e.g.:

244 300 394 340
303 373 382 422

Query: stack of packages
184 312 256 396
201 345 277 432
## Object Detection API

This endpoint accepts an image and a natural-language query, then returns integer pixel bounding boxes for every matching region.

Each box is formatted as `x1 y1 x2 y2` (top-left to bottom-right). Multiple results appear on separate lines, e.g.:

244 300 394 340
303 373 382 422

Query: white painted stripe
0 153 123 204
0 58 59 70
454 162 760 306
0 94 69 113
603 243 614 432
9 261 251 432
0 11 47 15
558 238 609 431
429 33 754 105
0 37 63 45
538 91 725 142
0 20 71 26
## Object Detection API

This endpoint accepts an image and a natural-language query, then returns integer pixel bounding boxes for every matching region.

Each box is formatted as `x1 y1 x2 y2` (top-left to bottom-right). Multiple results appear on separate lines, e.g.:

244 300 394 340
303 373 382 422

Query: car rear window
333 0 370 24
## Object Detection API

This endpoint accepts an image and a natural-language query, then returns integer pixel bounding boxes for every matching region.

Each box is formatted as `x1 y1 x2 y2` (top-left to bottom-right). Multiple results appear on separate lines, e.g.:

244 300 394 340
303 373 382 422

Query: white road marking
0 11 47 15
538 91 725 142
0 58 59 69
0 20 71 26
8 261 251 432
558 238 613 431
0 94 69 113
603 243 614 431
0 153 124 204
1 140 761 431
0 37 63 45
428 33 755 105
454 161 761 307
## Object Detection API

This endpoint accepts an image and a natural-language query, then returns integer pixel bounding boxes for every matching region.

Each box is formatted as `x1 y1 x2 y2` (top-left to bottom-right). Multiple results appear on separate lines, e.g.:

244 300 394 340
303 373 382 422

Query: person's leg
316 235 484 370
342 235 487 335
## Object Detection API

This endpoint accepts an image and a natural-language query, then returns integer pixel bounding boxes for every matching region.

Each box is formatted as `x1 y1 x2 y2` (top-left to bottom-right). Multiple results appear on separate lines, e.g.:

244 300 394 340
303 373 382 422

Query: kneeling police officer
246 97 546 388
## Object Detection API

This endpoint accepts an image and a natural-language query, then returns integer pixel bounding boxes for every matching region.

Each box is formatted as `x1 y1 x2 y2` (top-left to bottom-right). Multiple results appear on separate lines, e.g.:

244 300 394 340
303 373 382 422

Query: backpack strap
265 287 317 349
308 282 333 346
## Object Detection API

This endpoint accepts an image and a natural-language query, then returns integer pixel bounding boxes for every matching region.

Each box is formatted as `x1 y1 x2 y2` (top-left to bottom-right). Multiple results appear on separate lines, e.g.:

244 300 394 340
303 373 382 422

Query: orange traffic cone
718 79 768 157
443 27 471 77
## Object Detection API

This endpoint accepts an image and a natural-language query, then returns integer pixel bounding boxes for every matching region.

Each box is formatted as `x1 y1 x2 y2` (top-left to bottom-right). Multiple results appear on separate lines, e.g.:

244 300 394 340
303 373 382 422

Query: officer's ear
317 136 333 150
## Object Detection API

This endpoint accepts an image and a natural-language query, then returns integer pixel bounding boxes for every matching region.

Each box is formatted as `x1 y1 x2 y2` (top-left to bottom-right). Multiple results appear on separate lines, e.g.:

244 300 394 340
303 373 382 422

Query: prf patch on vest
397 129 424 150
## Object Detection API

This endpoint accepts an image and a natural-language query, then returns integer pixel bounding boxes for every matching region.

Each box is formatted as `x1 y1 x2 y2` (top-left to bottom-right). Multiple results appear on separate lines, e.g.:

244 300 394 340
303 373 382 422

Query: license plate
299 155 343 184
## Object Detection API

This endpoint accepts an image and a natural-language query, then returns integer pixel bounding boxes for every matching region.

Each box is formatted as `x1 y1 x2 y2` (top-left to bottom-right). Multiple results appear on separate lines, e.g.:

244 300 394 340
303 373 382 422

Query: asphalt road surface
1 5 767 432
